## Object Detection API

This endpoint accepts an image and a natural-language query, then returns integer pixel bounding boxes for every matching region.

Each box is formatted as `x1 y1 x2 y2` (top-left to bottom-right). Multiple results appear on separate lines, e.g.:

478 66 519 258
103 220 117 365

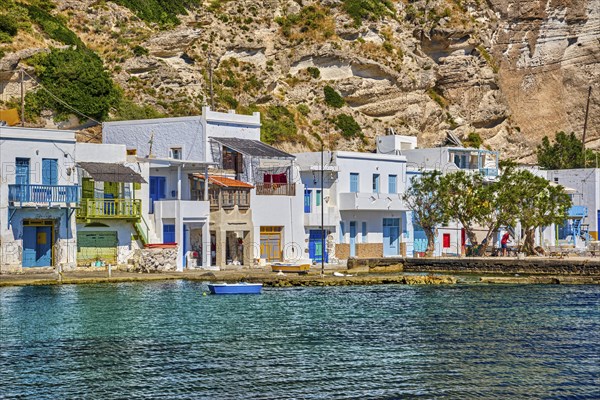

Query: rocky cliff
0 0 597 159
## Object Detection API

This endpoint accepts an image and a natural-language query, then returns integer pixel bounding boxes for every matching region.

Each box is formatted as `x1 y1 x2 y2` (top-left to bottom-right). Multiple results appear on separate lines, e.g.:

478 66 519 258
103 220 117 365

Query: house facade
0 127 79 271
296 150 412 261
103 107 306 268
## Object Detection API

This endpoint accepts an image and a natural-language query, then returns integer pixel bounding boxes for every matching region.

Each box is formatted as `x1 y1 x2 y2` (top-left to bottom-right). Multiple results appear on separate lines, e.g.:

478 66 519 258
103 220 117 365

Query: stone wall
336 244 350 260
132 246 179 273
356 243 383 258
347 257 600 275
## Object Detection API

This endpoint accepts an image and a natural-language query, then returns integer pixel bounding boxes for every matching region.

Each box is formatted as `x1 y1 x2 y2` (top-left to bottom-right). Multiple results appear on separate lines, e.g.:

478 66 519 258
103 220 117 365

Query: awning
192 174 254 188
209 137 295 159
78 162 146 183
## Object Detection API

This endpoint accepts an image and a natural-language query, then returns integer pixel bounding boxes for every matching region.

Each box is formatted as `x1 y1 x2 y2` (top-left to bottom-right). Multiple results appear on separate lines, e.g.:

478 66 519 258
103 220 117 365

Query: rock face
0 0 597 158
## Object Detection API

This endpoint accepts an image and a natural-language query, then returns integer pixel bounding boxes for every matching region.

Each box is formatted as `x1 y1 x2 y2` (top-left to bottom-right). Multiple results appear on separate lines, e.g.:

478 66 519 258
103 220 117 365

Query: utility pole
207 53 214 110
321 144 325 277
20 68 25 126
582 85 592 167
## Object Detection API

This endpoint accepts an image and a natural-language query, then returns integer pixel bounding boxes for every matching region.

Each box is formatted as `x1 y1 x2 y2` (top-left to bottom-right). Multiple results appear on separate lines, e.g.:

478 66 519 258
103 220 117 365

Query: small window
169 147 182 160
389 175 397 194
126 149 137 156
316 190 322 207
350 173 359 193
373 174 380 193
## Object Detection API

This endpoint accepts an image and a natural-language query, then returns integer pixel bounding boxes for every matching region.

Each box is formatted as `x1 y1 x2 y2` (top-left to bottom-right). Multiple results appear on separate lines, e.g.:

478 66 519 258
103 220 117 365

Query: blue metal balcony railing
9 184 79 205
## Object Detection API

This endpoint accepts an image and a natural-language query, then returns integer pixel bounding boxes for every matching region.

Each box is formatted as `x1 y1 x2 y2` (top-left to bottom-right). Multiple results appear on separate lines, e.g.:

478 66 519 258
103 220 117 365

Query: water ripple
0 283 598 399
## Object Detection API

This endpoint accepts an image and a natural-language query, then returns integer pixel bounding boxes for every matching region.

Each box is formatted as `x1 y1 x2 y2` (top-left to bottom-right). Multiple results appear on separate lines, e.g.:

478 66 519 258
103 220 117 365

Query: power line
21 69 101 125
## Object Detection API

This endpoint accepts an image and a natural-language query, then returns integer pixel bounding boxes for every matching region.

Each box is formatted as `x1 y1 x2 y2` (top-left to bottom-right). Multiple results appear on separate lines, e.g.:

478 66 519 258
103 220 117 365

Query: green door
77 231 118 265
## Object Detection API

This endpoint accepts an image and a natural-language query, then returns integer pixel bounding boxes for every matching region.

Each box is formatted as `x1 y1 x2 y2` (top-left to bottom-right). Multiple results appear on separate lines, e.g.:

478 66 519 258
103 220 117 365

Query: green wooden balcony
77 198 142 221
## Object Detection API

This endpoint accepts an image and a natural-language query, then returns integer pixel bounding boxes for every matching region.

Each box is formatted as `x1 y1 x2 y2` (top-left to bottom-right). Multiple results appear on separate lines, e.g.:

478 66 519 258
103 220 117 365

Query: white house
103 107 306 268
295 150 412 261
0 127 79 271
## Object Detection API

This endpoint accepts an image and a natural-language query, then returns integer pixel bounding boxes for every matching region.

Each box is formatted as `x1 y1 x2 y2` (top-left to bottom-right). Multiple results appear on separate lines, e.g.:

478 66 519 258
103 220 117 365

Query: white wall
103 116 205 161
335 152 407 194
76 143 127 163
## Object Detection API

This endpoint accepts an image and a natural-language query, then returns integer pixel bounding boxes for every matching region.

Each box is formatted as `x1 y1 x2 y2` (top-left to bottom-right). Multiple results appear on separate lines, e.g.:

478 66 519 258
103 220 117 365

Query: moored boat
207 282 263 295
271 262 311 274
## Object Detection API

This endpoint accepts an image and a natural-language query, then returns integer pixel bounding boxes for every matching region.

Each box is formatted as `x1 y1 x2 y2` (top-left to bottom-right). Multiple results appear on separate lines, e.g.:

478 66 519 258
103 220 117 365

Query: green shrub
275 5 333 40
0 15 18 37
323 85 344 108
0 48 4 59
342 0 394 27
261 105 298 144
297 103 310 116
334 114 362 138
24 4 83 47
306 66 320 79
132 45 149 56
110 0 201 26
427 87 446 108
112 98 165 120
463 132 483 148
222 93 238 109
26 48 120 121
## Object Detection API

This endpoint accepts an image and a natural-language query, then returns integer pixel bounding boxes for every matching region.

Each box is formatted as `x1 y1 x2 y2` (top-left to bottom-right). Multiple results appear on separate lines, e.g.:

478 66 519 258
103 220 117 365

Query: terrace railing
77 198 142 220
255 183 296 196
9 184 79 205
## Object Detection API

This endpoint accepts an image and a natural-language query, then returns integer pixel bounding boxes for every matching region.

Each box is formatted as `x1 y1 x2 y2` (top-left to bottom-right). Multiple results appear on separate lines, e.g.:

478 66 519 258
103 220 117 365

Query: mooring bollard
56 264 62 283
107 264 112 278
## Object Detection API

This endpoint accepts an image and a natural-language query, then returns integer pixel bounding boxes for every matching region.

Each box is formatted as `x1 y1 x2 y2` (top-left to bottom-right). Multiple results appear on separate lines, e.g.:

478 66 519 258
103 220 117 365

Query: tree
402 171 448 256
511 170 571 254
536 131 597 169
439 171 489 248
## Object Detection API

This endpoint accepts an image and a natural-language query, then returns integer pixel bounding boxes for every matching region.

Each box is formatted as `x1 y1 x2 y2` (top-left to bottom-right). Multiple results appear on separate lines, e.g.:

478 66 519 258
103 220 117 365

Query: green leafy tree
403 171 448 256
334 114 361 138
536 131 597 169
439 171 489 248
511 169 571 254
26 48 120 121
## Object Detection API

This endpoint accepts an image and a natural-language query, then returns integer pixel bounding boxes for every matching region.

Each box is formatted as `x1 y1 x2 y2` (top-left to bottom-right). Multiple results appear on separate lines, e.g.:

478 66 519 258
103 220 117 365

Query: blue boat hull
208 283 262 295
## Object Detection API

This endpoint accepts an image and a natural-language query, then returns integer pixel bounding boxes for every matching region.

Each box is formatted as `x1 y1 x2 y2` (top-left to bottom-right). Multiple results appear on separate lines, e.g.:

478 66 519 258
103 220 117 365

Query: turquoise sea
0 282 598 399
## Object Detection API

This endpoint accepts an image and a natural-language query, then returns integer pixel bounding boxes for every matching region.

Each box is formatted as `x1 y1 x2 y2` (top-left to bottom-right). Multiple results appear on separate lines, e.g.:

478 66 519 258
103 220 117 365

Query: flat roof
210 137 295 159
0 126 76 143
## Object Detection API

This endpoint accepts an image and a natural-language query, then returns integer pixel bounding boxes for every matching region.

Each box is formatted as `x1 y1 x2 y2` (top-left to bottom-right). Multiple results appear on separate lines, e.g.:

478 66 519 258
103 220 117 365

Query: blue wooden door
22 226 37 267
383 218 400 256
15 158 30 202
42 159 58 185
304 190 312 213
149 176 166 213
349 221 357 257
309 229 328 263
163 224 176 244
22 226 52 267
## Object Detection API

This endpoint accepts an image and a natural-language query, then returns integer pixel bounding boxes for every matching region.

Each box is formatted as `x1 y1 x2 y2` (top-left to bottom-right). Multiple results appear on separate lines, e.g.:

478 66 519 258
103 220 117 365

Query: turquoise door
383 218 400 256
308 229 328 263
349 221 357 257
22 226 52 267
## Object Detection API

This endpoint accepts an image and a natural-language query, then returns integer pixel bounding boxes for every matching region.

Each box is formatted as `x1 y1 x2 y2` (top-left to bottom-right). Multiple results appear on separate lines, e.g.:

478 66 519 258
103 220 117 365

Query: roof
210 137 294 159
78 162 146 184
193 174 254 188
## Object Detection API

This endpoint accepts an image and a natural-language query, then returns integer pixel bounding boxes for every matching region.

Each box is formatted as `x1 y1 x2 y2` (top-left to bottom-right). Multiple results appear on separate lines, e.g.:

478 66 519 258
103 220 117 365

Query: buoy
203 292 207 296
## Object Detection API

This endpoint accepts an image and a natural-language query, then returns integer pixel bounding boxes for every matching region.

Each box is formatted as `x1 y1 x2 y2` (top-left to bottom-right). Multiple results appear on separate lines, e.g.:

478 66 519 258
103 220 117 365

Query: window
362 222 367 243
373 174 380 193
169 147 182 160
388 174 397 194
350 173 359 193
304 190 312 213
316 190 322 207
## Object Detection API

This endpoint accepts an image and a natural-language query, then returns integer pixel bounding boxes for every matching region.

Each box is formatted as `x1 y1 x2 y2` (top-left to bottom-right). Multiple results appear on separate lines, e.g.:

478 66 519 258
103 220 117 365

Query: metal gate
77 231 118 265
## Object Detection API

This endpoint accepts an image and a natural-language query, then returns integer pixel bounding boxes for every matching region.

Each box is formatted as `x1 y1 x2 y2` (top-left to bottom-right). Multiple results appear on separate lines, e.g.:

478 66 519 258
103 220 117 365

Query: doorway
383 218 400 256
22 220 54 267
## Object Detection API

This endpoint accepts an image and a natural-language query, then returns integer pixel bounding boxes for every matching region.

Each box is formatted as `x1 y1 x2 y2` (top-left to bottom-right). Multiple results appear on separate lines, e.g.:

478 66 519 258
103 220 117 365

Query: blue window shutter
350 173 359 193
389 175 397 194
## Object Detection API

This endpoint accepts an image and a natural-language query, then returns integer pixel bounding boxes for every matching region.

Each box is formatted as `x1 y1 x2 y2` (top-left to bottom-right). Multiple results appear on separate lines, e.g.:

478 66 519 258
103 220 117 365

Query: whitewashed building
103 107 306 268
0 127 79 271
295 149 412 261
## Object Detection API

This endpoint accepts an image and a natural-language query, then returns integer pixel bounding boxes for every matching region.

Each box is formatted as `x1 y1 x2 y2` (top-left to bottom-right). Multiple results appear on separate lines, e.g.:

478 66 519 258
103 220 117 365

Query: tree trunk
465 228 478 246
425 229 436 257
523 228 536 255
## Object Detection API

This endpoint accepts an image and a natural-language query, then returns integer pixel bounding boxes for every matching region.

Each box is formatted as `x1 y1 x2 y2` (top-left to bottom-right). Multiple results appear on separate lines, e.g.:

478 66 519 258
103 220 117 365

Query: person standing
501 232 511 256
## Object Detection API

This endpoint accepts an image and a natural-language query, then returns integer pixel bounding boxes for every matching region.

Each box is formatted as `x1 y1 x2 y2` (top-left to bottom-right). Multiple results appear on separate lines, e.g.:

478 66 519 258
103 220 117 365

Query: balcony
9 184 79 206
208 189 251 211
339 192 407 211
304 206 338 227
255 183 296 196
77 198 141 220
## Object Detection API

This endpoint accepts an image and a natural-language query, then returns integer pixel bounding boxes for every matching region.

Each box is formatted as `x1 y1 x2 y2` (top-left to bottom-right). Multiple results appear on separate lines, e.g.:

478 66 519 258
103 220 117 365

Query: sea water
0 282 598 399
